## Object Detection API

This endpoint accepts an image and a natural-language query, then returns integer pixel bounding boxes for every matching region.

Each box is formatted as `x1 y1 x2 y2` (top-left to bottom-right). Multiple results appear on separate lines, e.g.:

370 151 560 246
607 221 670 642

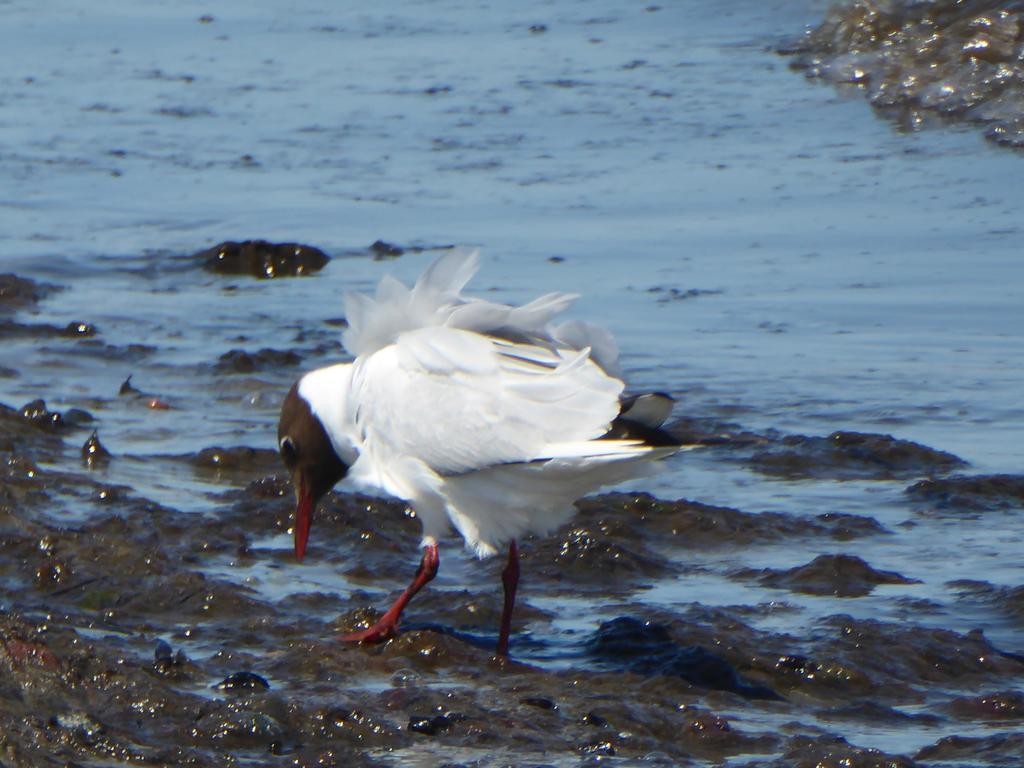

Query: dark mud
785 0 1024 148
907 473 1024 511
1 268 1017 767
214 348 304 374
763 737 918 768
947 690 1024 720
3 402 1022 765
369 239 405 259
578 492 887 547
747 430 966 480
0 274 58 311
366 240 456 260
0 236 1015 764
667 418 967 481
737 554 920 598
190 446 280 473
949 580 1024 627
0 319 79 341
585 616 780 700
915 732 1024 763
0 276 91 342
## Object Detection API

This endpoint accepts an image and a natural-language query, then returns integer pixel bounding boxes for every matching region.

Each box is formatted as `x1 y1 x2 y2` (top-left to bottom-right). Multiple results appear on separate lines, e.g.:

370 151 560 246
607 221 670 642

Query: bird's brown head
277 383 348 561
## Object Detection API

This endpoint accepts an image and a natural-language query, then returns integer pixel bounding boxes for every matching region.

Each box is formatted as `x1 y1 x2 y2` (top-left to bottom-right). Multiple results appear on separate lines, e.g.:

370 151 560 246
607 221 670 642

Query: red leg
340 542 439 644
497 540 519 656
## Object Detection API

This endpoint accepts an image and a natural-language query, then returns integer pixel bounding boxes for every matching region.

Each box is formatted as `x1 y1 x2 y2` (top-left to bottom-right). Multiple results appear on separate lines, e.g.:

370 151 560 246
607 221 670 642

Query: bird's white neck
297 363 359 466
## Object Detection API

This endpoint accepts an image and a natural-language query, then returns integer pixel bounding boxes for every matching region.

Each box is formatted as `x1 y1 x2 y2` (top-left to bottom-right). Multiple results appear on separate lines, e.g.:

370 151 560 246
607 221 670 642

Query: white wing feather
341 248 611 369
349 326 623 476
308 249 675 557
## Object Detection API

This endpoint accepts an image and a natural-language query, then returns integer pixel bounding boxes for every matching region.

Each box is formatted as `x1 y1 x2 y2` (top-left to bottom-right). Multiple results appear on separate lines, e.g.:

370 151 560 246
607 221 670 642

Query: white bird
277 249 681 655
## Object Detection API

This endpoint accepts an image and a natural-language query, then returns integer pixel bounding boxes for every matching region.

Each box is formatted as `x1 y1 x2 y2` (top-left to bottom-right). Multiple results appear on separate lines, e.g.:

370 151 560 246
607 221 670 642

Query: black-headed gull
277 250 680 655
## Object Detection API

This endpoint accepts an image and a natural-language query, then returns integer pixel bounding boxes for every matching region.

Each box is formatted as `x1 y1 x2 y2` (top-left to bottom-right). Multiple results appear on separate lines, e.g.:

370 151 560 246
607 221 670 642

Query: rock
81 431 111 467
213 671 271 691
62 321 97 337
197 240 329 278
119 374 141 396
783 0 1024 150
19 399 66 432
17 400 93 433
408 714 453 735
154 638 188 671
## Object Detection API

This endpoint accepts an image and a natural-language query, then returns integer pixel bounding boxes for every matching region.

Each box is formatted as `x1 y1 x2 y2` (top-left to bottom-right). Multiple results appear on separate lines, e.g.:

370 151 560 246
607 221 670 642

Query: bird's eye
279 436 298 463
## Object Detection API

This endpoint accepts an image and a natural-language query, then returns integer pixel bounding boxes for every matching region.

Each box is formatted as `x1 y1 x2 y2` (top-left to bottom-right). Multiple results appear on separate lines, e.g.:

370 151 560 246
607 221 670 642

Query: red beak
294 487 314 561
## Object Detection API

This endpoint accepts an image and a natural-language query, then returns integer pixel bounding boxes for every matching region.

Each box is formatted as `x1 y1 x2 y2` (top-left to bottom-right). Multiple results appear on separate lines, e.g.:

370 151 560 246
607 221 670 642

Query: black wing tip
603 418 684 448
614 392 678 444
619 392 676 426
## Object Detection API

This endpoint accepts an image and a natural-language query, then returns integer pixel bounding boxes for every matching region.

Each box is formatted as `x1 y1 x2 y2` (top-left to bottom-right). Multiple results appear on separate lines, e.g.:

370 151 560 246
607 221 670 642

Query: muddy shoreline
3 286 1024 765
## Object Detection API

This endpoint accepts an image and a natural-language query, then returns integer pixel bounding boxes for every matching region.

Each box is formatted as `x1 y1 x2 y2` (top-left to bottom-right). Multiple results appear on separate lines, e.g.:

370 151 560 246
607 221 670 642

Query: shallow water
2 0 1024 766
